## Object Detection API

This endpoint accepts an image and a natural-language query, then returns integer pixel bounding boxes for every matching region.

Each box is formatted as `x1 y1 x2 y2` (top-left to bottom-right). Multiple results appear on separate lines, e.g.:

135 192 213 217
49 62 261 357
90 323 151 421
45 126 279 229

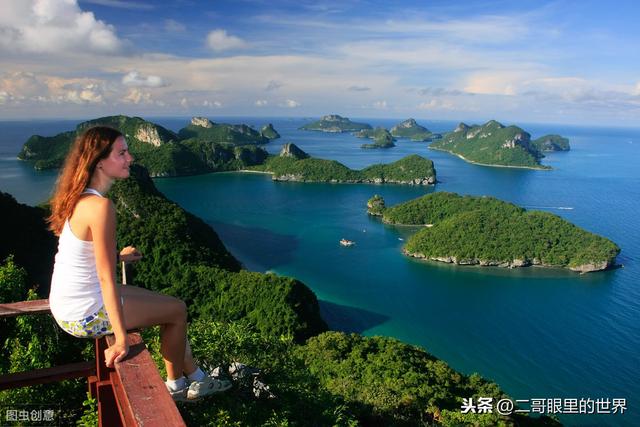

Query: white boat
340 238 355 247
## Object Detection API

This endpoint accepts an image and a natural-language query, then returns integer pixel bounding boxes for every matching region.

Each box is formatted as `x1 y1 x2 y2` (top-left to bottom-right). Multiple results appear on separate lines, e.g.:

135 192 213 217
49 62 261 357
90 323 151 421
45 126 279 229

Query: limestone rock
135 124 164 147
279 143 309 160
191 117 214 128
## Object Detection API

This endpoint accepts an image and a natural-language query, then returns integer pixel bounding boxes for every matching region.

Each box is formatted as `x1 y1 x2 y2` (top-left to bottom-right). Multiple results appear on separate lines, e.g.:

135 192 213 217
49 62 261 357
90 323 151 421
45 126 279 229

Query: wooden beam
106 333 186 426
0 361 95 390
0 299 51 317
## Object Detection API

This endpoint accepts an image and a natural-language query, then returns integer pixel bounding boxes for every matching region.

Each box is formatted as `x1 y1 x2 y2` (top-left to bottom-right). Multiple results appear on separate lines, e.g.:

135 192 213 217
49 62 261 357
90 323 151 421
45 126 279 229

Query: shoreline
402 249 613 273
428 146 551 170
237 169 272 174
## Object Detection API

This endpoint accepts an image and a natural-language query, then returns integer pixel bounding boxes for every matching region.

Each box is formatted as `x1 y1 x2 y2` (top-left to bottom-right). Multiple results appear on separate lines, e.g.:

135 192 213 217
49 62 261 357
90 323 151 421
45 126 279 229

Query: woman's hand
119 246 142 264
104 341 129 367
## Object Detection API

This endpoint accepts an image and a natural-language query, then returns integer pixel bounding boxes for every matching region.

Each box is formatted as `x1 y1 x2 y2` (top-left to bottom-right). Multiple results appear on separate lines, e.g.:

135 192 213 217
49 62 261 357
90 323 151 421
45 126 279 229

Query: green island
430 120 569 169
368 192 619 273
299 114 372 132
531 134 571 152
18 115 273 177
391 118 439 141
260 123 281 140
251 143 436 185
1 168 559 426
354 127 396 148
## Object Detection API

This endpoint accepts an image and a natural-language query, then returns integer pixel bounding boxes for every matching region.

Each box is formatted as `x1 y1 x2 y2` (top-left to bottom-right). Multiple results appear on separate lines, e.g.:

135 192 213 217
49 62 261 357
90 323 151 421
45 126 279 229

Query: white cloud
281 99 300 108
418 87 464 96
122 88 152 104
265 80 283 91
63 83 104 104
464 72 528 95
383 16 530 44
417 99 455 110
203 100 222 107
0 71 47 99
373 100 387 109
164 19 185 32
180 97 188 107
122 71 166 87
348 86 370 92
255 99 268 106
82 0 154 10
206 29 247 52
0 0 123 54
0 91 13 104
0 71 109 104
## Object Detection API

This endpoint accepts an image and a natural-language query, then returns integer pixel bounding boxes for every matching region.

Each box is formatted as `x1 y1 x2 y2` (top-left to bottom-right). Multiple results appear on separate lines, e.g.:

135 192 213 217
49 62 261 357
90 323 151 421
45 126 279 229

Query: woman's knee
168 298 188 323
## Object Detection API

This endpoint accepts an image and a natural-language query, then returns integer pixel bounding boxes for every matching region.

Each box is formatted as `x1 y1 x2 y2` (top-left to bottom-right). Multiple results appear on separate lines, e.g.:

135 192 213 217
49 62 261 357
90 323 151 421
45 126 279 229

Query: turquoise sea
1 117 638 426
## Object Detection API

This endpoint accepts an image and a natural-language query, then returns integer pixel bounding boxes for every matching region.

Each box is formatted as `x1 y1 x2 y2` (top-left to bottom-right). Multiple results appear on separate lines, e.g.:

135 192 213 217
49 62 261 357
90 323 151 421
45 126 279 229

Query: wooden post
95 337 123 427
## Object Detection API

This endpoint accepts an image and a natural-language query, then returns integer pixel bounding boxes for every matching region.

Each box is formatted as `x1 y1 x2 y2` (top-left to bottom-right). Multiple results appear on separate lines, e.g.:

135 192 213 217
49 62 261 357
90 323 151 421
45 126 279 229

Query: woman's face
100 136 133 179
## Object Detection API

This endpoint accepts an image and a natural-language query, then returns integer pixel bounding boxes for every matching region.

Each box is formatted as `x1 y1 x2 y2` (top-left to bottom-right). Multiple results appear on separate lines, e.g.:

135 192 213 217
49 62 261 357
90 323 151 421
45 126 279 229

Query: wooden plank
0 299 50 317
0 361 95 390
97 380 124 427
106 333 186 426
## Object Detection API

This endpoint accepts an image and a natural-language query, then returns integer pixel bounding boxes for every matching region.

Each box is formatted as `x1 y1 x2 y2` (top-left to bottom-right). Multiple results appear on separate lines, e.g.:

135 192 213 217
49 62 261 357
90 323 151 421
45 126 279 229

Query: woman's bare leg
120 286 195 380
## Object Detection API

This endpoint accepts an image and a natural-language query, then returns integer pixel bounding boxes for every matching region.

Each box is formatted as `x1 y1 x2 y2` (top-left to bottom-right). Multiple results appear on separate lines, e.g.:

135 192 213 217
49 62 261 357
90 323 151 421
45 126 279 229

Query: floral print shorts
56 306 113 338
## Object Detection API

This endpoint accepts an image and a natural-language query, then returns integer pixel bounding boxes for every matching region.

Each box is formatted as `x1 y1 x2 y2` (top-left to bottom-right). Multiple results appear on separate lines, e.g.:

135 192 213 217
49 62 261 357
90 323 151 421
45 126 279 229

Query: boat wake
524 205 574 211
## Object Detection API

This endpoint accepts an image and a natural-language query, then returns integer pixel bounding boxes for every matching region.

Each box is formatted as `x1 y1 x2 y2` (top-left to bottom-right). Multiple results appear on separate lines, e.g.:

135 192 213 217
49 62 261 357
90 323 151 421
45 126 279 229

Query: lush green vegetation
177 122 268 145
0 258 93 424
17 130 75 169
430 120 549 169
109 165 325 340
180 139 268 172
367 194 386 216
360 154 436 184
355 127 396 148
18 115 270 177
0 178 558 425
300 114 372 132
260 123 280 139
297 332 559 426
531 134 571 152
0 192 57 293
253 147 436 184
376 192 620 271
391 118 434 141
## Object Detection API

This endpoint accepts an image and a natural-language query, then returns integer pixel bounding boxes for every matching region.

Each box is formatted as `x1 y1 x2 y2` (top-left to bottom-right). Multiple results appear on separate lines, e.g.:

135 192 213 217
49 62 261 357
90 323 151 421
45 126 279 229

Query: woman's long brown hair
48 126 123 235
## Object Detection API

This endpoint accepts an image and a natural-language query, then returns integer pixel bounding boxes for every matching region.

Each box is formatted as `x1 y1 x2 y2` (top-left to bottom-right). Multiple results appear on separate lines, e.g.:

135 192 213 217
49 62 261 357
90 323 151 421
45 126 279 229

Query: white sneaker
167 385 189 402
187 376 232 400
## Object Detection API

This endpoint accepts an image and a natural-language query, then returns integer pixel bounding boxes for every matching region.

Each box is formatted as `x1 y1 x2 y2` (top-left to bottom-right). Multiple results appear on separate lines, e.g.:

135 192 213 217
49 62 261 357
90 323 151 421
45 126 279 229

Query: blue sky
0 0 639 125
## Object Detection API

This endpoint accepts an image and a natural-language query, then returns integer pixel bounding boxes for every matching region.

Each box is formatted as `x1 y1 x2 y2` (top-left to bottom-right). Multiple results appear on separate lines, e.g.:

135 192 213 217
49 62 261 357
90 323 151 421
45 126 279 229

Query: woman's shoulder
76 194 114 215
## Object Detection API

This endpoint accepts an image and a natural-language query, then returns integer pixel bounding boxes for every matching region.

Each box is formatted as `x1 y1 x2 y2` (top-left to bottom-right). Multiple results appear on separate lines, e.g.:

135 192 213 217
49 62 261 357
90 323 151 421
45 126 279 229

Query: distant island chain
16 113 613 274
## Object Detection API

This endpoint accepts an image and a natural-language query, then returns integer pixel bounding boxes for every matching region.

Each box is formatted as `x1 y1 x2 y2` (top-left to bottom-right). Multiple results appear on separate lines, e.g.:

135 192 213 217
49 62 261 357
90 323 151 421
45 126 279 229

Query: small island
368 192 619 273
354 127 396 149
17 115 275 177
531 134 571 152
251 143 436 185
261 123 281 140
390 118 438 141
177 116 269 144
300 114 372 132
430 120 558 169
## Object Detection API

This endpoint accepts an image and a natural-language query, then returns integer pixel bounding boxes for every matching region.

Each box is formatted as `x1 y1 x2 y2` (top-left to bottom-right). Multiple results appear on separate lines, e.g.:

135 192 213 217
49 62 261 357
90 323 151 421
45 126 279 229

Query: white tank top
49 188 104 321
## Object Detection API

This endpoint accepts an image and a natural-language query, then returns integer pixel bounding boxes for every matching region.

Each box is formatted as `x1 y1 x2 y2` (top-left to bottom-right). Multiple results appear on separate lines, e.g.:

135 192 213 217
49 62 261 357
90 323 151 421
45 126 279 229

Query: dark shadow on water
208 220 299 271
319 300 389 334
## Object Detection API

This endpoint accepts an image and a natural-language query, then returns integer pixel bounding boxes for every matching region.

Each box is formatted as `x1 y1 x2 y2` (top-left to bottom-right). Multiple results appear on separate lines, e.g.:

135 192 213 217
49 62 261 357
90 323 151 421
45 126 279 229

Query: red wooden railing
0 299 186 426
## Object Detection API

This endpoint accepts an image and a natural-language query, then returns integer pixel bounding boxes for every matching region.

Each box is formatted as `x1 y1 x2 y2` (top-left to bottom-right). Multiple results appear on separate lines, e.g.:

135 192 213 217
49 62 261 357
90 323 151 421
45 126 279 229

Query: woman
48 126 231 401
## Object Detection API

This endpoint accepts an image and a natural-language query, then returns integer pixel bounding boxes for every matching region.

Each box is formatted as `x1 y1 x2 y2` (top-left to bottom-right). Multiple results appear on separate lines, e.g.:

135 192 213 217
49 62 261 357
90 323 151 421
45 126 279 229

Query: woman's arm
91 198 129 367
